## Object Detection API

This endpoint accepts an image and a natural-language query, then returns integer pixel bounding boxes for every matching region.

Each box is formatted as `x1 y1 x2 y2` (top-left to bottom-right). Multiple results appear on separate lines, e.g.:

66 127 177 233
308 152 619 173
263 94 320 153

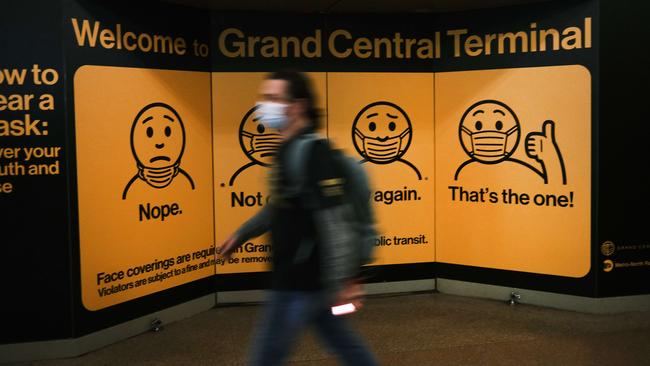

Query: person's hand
217 234 239 260
335 280 365 311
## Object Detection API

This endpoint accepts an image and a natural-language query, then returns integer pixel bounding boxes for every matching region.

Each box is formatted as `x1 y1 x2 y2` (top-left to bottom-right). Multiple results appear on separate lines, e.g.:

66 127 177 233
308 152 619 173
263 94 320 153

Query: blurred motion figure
219 70 378 366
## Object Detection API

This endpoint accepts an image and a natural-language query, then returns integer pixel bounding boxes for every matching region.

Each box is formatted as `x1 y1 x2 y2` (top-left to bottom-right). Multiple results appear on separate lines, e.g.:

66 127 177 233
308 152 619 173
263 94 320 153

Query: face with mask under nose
239 104 283 167
130 103 185 188
459 100 520 164
352 101 412 164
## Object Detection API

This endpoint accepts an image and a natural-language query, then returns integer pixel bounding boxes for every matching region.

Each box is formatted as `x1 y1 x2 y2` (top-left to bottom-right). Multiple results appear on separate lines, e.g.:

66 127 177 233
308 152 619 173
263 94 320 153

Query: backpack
286 133 377 270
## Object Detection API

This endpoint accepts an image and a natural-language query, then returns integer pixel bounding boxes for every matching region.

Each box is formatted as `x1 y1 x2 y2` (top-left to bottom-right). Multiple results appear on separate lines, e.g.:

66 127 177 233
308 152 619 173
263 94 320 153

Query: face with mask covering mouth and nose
459 100 520 164
130 103 186 188
352 101 412 164
239 104 283 167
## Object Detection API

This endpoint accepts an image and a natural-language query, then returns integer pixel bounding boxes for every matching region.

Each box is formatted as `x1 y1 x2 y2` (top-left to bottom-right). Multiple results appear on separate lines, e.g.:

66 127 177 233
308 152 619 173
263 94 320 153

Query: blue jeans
249 290 378 366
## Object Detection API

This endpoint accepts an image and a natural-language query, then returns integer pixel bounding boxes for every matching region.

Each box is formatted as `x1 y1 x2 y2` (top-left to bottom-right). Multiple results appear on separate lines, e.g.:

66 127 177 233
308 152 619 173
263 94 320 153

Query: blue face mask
256 102 288 130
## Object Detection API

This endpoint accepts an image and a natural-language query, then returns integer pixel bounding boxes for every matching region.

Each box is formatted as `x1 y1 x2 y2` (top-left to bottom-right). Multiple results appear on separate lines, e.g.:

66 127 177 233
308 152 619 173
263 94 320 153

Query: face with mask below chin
352 102 412 164
459 100 520 164
131 103 185 188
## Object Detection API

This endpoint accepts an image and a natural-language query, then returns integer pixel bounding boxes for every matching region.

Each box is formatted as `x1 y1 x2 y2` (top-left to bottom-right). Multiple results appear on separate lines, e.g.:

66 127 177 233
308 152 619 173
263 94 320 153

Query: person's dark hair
268 70 320 130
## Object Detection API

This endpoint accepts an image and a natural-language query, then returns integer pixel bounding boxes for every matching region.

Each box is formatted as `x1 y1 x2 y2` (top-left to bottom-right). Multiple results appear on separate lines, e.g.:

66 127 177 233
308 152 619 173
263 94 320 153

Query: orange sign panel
74 66 214 310
327 73 436 265
434 65 591 277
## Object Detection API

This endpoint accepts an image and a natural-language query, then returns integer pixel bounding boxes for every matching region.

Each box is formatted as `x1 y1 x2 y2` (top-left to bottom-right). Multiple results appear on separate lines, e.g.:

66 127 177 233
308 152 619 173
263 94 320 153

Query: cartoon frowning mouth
150 156 171 163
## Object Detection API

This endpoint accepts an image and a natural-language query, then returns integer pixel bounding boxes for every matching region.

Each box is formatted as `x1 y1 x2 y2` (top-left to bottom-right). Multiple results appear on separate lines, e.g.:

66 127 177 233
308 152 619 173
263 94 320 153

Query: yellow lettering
465 35 483 56
138 33 152 52
248 36 260 57
302 30 322 58
498 31 528 54
354 37 372 59
123 32 137 51
218 28 245 57
416 38 434 59
328 29 352 58
447 29 468 57
540 29 560 51
561 27 582 49
174 38 186 55
260 36 278 57
374 37 392 58
584 17 592 48
281 36 300 57
152 35 173 54
71 18 99 47
484 33 497 55
99 29 116 49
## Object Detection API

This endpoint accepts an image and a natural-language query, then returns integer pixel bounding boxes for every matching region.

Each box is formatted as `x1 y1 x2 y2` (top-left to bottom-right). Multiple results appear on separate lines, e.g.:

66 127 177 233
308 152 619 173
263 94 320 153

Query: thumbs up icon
525 120 567 184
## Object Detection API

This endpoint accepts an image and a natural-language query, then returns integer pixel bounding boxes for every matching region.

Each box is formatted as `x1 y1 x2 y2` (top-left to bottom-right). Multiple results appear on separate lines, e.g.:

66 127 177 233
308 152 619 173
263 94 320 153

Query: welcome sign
58 0 599 310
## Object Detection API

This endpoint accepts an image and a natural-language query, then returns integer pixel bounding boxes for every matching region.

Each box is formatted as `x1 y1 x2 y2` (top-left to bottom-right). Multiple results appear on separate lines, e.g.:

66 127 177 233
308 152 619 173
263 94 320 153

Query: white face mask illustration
255 101 288 130
459 101 521 163
241 130 283 158
138 163 180 188
355 127 411 163
352 102 413 164
461 124 519 159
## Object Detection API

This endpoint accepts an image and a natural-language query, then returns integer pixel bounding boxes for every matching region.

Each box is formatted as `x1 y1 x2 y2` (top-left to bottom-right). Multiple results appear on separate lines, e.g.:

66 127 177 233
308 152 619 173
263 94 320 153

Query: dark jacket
235 129 355 295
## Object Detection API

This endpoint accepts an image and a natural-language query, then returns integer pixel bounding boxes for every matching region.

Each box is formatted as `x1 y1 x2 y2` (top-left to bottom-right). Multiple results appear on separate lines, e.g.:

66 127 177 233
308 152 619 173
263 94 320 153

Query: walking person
219 70 378 366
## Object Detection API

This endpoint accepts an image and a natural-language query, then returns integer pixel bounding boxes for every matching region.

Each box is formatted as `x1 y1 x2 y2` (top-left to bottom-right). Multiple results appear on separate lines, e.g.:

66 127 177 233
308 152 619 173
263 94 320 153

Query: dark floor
12 292 650 365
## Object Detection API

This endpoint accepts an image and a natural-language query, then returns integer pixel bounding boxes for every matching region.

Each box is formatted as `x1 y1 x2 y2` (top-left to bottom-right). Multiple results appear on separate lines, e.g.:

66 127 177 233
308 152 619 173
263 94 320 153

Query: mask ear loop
397 128 412 153
172 161 181 178
354 128 365 141
460 125 475 156
505 125 519 136
354 128 367 153
500 125 519 157
241 130 256 155
461 125 474 136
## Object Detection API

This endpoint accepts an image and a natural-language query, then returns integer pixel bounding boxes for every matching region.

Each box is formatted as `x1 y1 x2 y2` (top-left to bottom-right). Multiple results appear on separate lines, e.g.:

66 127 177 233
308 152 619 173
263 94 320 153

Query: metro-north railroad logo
352 101 421 180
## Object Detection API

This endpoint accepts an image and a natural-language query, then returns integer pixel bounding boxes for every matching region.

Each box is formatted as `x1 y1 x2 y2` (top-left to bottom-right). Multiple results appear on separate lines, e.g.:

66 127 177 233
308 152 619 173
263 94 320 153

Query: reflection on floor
16 293 650 366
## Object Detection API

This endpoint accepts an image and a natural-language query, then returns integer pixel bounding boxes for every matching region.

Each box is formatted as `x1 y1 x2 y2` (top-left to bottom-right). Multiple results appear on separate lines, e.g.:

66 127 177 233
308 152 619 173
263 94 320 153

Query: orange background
434 65 591 277
74 66 214 310
327 73 436 265
74 65 592 308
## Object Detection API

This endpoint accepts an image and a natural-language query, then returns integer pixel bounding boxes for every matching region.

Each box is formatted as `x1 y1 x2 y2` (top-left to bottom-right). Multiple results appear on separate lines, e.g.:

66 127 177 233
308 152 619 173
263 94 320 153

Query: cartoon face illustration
239 105 283 167
131 103 185 169
352 101 412 164
128 102 187 190
459 100 520 163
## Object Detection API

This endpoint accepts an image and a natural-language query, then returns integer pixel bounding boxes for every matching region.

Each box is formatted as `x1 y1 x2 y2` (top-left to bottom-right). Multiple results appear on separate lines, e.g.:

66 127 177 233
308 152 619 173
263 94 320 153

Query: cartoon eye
388 122 396 131
257 124 265 134
495 121 503 130
164 126 172 137
146 127 154 138
369 122 376 132
475 121 483 130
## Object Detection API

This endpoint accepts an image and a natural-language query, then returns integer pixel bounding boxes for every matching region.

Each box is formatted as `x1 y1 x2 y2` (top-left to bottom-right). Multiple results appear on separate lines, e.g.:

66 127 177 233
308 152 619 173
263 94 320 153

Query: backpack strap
284 133 323 263
284 132 323 205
